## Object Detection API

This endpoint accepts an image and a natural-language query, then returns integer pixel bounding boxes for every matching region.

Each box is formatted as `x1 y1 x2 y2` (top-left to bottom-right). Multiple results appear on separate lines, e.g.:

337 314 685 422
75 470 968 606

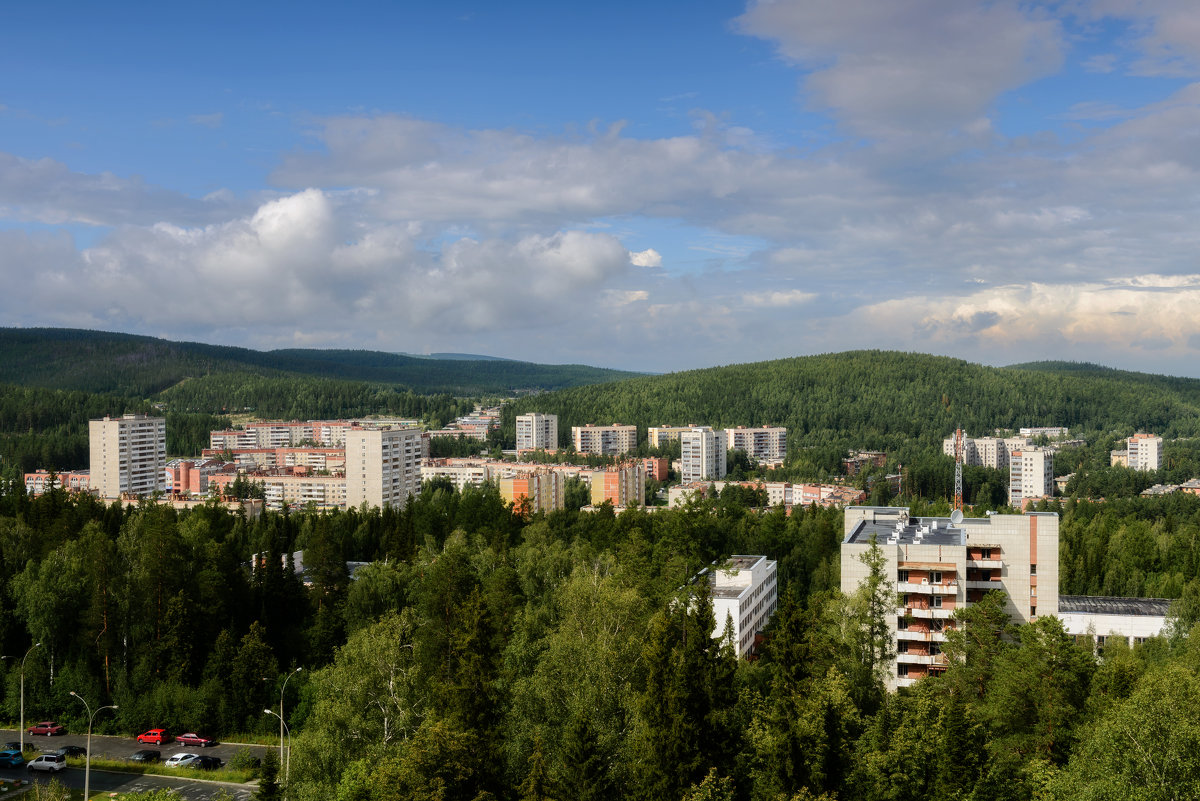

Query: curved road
1 729 270 801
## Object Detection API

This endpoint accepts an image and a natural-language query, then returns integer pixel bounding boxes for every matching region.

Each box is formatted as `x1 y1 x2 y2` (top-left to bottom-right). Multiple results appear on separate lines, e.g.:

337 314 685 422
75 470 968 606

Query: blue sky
4 1 1200 376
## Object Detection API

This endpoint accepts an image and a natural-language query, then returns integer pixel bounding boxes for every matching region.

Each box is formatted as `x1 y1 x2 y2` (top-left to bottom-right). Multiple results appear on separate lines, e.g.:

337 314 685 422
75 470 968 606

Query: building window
982 548 992 559
897 641 908 653
1030 563 1037 575
931 595 943 609
929 643 941 656
897 616 908 630
931 571 942 584
1031 606 1037 617
898 664 909 678
897 570 908 583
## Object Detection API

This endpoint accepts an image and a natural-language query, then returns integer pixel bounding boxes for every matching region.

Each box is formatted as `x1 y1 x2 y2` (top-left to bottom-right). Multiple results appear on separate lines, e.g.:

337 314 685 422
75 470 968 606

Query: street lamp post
263 709 292 788
1 642 41 753
275 668 301 766
69 691 116 801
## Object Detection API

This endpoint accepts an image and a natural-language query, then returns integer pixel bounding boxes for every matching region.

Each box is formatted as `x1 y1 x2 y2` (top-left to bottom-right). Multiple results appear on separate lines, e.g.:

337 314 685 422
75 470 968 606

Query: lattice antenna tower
953 428 964 512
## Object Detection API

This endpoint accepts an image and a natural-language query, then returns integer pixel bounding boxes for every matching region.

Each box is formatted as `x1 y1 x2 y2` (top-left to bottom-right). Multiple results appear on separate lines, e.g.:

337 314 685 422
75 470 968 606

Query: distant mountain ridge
0 328 642 396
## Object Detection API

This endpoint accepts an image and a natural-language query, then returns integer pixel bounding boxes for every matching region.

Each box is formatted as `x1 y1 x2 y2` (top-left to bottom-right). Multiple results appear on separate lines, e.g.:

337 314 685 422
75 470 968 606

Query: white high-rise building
516 413 558 451
1009 447 1054 507
680 426 728 483
345 426 423 510
1126 433 1163 472
89 414 167 499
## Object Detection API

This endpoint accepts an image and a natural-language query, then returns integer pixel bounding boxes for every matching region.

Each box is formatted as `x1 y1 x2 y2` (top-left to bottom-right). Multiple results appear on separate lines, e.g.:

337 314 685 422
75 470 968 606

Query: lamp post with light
263 708 292 789
1 642 41 753
69 691 116 801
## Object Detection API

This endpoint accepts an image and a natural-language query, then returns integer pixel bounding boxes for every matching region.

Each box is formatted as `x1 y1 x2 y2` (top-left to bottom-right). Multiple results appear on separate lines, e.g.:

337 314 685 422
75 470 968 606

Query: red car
176 733 216 748
26 722 66 736
136 729 172 745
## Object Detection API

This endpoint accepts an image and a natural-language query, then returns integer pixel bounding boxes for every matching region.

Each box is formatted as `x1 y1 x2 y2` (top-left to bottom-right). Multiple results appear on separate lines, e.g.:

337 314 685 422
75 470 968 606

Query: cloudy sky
3 1 1200 375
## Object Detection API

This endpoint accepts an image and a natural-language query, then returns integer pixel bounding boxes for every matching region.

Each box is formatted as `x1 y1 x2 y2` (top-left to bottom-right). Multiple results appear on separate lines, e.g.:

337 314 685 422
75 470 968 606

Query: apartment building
24 470 91 496
1009 447 1054 507
590 461 645 507
1126 433 1163 472
89 414 167 498
516 413 558 451
572 424 638 456
499 469 565 513
680 426 727 483
725 426 787 464
701 555 779 658
841 506 1058 690
942 433 1031 469
1020 426 1069 438
648 426 693 448
844 451 887 476
345 426 423 511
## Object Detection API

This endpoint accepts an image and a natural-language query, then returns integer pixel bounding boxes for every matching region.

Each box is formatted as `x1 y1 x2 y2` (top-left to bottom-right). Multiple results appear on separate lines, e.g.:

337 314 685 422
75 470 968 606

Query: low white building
1057 595 1169 649
703 555 778 658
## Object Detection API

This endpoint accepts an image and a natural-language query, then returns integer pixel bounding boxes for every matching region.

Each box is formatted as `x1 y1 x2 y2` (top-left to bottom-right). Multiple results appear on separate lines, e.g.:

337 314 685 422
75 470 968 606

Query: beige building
590 462 645 507
89 414 167 498
345 426 423 510
1126 433 1163 472
1009 447 1054 507
705 555 779 658
499 469 565 513
516 413 558 451
725 426 787 464
572 424 638 456
648 426 693 448
942 433 1031 469
841 506 1058 690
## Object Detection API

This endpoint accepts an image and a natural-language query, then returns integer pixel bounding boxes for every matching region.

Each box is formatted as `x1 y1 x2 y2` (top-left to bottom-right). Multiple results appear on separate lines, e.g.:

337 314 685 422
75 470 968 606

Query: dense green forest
3 479 1200 800
0 328 640 396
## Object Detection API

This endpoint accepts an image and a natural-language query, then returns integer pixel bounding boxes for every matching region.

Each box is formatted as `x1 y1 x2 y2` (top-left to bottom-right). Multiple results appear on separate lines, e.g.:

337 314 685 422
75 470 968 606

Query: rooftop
845 508 969 546
1058 595 1171 617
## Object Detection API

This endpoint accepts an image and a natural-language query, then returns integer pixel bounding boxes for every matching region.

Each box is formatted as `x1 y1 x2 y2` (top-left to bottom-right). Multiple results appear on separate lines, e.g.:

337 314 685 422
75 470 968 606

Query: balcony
902 607 954 620
898 581 959 595
966 580 1005 590
896 652 941 666
967 559 1004 569
896 677 919 688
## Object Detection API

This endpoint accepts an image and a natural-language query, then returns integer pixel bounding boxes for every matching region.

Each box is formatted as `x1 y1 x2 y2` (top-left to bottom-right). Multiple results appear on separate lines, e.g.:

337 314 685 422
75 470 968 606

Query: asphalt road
0 728 270 800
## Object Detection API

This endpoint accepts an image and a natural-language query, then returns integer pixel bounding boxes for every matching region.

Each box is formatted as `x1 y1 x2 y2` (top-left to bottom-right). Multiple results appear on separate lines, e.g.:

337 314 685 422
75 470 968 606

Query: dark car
26 721 66 736
3 742 37 752
52 745 87 758
129 749 161 763
176 733 217 747
188 755 223 771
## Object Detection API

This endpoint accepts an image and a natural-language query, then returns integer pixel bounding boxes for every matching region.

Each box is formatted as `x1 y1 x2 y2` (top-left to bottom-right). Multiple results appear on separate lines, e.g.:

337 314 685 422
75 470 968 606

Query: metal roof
1058 595 1171 617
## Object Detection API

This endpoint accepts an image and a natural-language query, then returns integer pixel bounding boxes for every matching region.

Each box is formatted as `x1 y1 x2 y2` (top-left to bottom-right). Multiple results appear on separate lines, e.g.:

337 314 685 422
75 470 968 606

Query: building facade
89 414 167 498
703 555 779 658
648 426 693 448
841 506 1058 690
725 426 787 464
1126 433 1163 472
344 426 423 511
572 424 638 456
590 462 645 507
516 413 558 451
1009 447 1054 507
680 426 728 483
499 469 565 514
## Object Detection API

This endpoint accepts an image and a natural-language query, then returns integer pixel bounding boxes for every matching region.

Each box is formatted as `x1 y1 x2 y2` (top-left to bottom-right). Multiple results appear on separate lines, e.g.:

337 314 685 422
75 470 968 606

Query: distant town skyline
4 1 1200 377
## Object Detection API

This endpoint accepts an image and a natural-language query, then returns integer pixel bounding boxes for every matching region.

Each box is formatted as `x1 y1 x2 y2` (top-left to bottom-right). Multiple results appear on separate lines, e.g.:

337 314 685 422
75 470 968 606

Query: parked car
136 729 172 745
26 721 66 736
129 749 161 763
3 742 37 752
176 733 216 747
0 750 26 769
188 755 224 771
51 745 87 758
164 753 200 768
26 754 66 773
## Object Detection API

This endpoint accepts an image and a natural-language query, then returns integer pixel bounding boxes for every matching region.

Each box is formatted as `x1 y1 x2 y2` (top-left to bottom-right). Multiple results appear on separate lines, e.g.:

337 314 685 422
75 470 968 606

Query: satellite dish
950 509 964 526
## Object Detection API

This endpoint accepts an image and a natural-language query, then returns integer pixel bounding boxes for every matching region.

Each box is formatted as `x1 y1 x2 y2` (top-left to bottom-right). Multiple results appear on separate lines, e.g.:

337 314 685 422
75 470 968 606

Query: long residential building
590 462 645 507
89 414 167 499
942 432 1032 469
725 426 787 464
516 413 559 451
572 424 638 456
648 426 693 448
499 469 565 513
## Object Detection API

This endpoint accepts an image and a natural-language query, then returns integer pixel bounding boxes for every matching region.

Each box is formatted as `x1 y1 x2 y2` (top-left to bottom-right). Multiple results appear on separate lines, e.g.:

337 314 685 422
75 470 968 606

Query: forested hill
0 328 641 395
504 350 1200 458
